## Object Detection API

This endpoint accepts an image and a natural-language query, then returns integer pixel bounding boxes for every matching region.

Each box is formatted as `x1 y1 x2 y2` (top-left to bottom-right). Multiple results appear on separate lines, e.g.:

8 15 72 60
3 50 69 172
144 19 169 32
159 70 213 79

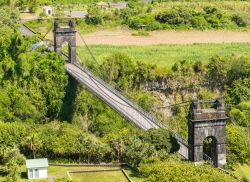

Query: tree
0 6 20 28
0 122 26 150
236 101 250 123
225 78 250 106
231 15 247 27
226 125 250 168
227 58 250 85
101 53 134 91
230 108 248 127
141 128 179 153
205 56 231 91
133 61 156 90
28 0 38 13
85 4 103 25
124 136 156 168
0 30 68 122
22 131 42 159
137 93 156 112
1 146 25 182
165 60 197 102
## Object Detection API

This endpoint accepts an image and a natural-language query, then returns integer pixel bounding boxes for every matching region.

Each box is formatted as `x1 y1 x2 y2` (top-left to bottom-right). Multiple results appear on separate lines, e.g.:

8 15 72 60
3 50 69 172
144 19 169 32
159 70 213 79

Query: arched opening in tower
203 136 217 165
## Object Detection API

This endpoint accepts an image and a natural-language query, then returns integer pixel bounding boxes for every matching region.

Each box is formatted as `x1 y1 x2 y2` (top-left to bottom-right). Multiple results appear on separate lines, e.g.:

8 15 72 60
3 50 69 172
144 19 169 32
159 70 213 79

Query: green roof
26 158 48 168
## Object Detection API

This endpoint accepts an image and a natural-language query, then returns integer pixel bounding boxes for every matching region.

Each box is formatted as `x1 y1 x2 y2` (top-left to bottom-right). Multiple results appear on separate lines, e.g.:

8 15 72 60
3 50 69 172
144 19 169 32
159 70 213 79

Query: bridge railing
66 65 151 130
203 153 213 164
73 61 163 129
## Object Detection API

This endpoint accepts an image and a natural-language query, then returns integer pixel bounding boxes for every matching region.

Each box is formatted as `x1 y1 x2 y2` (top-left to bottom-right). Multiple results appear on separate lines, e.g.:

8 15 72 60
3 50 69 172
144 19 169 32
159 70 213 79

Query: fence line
122 169 133 182
49 163 125 167
68 169 121 173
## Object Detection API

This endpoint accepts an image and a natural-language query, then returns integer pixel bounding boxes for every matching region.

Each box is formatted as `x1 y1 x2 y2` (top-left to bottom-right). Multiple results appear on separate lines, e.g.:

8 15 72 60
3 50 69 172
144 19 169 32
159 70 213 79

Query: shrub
38 12 47 19
206 14 221 28
230 108 248 127
120 2 143 23
128 14 161 31
155 7 192 26
103 10 118 21
226 125 250 167
236 101 250 122
137 94 156 112
140 161 238 182
232 15 247 27
132 30 150 36
203 6 224 28
191 15 208 30
85 4 103 25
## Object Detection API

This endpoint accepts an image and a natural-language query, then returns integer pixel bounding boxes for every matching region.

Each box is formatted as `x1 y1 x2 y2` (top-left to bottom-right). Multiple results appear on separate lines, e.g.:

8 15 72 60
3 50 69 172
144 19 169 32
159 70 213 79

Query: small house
26 158 48 179
42 6 53 16
97 1 109 10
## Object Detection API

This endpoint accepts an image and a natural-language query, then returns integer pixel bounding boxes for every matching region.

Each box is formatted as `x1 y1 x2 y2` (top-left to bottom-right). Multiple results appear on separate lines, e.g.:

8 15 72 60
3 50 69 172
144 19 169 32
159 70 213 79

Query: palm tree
22 132 42 159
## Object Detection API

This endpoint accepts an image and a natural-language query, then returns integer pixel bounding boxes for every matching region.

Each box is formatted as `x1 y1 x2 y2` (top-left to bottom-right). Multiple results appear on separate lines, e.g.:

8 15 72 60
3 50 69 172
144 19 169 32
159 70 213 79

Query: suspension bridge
28 19 250 167
18 19 250 181
20 19 190 159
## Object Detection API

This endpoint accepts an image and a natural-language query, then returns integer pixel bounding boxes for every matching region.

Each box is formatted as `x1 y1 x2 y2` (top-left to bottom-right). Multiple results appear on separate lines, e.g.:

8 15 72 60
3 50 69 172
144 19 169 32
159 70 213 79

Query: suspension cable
67 67 159 129
76 30 101 67
42 23 54 40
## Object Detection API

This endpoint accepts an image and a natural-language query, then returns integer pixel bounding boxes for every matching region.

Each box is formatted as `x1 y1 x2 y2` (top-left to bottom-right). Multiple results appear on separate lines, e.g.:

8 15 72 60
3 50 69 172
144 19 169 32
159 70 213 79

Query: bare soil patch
45 27 250 45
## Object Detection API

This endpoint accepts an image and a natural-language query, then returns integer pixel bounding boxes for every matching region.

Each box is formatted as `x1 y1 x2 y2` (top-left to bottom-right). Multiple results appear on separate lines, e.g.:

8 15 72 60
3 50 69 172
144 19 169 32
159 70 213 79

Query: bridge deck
65 63 162 130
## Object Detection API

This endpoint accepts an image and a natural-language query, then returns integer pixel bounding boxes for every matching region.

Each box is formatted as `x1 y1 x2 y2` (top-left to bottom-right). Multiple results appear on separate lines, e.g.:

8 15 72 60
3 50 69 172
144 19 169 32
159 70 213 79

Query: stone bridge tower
53 20 76 63
188 98 228 168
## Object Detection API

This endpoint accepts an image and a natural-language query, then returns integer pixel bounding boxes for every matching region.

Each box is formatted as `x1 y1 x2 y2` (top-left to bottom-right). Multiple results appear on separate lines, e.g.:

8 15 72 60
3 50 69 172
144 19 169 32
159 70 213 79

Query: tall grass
76 43 250 68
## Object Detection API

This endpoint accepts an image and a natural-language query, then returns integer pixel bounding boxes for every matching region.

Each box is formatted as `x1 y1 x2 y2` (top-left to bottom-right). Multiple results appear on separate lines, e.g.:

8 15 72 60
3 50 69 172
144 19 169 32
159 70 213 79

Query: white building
42 6 53 16
26 158 48 179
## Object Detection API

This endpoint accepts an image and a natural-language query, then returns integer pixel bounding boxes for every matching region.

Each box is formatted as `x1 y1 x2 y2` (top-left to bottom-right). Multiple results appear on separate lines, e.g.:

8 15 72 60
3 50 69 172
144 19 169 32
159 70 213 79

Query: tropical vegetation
0 1 249 182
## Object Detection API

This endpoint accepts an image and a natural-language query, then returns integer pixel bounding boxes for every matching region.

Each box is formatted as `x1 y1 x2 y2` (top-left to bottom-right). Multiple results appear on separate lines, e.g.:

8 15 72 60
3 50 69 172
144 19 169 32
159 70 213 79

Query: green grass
0 166 141 182
71 171 128 182
236 164 250 181
125 169 144 182
76 43 250 68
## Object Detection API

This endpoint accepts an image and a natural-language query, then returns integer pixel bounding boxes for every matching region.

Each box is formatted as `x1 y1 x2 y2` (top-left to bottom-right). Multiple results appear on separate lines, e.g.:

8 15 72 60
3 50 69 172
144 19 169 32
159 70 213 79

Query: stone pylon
53 20 77 63
188 98 228 168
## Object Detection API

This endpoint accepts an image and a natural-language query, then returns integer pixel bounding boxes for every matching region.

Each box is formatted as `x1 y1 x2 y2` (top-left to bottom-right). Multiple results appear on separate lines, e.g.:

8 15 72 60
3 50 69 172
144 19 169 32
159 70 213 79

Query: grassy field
0 165 142 182
70 171 128 182
76 43 250 68
236 164 250 181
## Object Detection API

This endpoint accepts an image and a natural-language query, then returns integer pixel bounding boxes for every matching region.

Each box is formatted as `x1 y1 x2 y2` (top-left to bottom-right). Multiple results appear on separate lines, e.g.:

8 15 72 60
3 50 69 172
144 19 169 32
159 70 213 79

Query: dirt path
46 27 250 45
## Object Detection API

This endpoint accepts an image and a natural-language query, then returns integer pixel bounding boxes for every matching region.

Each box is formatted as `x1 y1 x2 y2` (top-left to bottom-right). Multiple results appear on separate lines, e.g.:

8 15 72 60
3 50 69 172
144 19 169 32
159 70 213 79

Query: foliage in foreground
140 161 238 182
0 121 179 167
